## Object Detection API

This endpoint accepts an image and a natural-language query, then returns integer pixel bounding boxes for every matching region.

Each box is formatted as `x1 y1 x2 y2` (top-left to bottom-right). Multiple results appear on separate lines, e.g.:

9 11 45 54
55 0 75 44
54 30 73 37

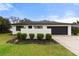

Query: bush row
16 33 52 40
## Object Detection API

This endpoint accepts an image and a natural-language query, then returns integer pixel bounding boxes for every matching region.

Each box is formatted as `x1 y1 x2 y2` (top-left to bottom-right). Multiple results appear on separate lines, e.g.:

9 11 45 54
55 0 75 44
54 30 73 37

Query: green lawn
0 33 75 56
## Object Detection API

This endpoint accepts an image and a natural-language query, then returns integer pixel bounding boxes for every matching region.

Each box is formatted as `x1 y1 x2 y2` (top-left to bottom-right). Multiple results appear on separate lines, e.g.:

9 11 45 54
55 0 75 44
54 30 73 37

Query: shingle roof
11 20 73 25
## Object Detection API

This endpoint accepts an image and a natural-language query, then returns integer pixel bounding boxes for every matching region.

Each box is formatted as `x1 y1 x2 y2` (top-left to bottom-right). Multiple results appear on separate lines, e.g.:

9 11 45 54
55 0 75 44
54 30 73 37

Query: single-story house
10 20 74 36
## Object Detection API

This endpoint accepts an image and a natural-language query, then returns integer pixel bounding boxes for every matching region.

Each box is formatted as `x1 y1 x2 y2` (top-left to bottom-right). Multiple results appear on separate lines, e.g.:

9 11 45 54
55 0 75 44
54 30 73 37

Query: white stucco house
10 20 73 37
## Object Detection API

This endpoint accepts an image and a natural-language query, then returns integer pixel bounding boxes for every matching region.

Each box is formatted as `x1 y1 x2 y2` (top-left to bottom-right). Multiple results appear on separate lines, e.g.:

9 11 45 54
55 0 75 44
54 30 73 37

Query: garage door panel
47 26 68 35
52 27 68 35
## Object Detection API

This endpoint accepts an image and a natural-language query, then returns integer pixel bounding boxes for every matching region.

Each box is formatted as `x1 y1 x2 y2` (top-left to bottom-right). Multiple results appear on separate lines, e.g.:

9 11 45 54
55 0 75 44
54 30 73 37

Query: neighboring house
10 21 73 36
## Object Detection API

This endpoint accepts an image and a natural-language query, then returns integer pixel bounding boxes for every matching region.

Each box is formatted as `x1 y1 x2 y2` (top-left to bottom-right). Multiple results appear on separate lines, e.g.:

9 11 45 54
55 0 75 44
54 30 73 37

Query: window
34 26 43 29
16 26 24 31
47 26 51 29
28 26 32 29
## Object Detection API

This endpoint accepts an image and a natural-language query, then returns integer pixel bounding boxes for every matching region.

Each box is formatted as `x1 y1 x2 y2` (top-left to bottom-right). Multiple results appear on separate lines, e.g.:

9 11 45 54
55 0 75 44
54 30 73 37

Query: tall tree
19 18 31 23
0 16 11 33
10 16 20 23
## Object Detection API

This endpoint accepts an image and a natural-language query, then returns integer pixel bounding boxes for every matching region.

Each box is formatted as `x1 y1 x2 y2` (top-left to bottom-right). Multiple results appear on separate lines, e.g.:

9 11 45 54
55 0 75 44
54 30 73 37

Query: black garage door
47 26 68 35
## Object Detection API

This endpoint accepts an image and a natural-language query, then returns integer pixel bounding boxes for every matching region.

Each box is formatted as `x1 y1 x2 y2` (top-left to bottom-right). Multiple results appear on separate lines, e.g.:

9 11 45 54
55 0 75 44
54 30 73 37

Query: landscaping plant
46 34 52 40
29 33 35 39
17 33 27 40
37 33 44 40
72 27 79 35
16 32 22 40
21 33 27 40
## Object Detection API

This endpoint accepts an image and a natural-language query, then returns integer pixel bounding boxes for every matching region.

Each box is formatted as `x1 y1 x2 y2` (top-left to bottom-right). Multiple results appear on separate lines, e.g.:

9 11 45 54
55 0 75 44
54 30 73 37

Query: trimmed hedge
16 33 52 40
21 33 27 40
16 33 27 40
29 33 35 39
46 34 52 40
37 33 44 40
16 32 22 40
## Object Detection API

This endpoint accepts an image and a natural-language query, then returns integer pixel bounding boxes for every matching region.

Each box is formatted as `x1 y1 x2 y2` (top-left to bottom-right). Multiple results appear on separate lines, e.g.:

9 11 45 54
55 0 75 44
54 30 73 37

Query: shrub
29 33 35 39
21 33 27 40
46 34 52 40
72 27 79 35
16 33 27 40
37 33 44 40
16 32 21 40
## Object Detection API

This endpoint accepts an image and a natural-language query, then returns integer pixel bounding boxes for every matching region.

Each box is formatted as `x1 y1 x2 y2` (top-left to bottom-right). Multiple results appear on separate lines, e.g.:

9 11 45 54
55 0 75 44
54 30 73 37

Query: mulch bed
7 38 58 44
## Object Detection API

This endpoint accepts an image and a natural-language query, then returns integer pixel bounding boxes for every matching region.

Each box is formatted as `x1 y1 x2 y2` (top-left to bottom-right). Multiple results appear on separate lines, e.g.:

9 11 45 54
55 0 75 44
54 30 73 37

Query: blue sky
0 3 79 23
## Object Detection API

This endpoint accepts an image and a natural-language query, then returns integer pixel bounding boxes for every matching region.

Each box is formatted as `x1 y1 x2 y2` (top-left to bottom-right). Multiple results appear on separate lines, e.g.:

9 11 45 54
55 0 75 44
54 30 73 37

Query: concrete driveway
53 35 79 56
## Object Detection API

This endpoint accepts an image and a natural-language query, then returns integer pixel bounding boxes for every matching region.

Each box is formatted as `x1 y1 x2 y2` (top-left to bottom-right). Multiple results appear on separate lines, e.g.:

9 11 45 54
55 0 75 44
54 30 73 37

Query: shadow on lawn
19 39 58 44
7 38 58 45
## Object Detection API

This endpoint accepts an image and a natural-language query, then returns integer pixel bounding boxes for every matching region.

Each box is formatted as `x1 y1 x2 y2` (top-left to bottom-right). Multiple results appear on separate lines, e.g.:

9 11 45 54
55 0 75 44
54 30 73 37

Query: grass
0 33 75 56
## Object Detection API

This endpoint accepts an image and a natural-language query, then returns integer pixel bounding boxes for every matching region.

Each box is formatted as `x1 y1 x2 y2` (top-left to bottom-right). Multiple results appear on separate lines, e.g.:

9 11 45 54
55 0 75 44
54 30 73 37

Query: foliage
46 34 52 40
29 33 35 39
72 27 79 35
10 16 20 23
17 33 27 40
37 33 44 40
16 32 22 40
77 20 79 24
21 33 27 40
19 18 31 23
0 16 11 33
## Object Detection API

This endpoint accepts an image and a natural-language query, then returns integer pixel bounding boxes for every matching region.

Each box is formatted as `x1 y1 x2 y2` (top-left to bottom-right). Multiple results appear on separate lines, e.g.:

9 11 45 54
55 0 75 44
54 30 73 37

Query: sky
0 3 79 23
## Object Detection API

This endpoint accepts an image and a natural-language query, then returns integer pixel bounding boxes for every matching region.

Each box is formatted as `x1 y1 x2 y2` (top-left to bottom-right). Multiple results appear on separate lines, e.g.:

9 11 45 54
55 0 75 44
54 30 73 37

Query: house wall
68 25 71 35
10 25 18 34
10 25 72 39
21 29 51 39
10 25 51 39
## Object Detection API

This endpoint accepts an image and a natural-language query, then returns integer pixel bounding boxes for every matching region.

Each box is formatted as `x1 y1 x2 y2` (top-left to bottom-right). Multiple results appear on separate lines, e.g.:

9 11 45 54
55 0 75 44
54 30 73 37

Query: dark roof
72 23 79 27
11 20 73 25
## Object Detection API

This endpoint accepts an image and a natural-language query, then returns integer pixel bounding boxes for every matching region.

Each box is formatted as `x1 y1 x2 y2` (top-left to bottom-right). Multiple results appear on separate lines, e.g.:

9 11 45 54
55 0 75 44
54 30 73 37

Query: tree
19 18 31 23
0 16 11 33
77 20 79 24
0 16 6 25
10 16 20 23
23 18 31 22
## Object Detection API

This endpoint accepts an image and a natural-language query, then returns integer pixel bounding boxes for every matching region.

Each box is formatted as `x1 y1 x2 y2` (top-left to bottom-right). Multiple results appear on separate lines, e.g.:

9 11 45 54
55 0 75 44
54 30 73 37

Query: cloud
55 10 78 23
56 10 78 23
63 10 75 18
54 17 78 23
0 3 25 18
73 3 79 6
38 10 78 23
40 15 59 20
0 3 13 11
